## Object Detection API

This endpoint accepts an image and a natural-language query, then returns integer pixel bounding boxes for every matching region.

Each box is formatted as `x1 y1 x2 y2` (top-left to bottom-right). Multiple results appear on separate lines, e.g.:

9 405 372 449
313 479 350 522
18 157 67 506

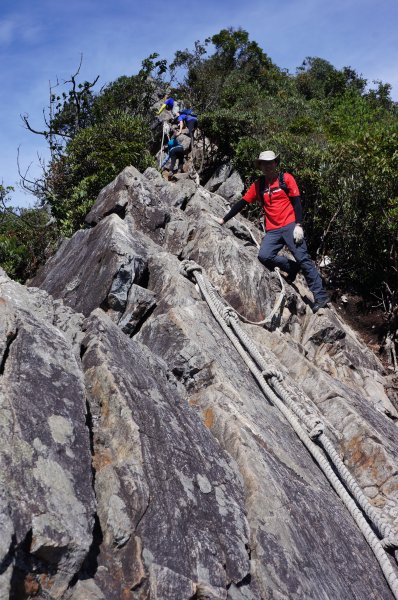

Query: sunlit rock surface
0 165 395 598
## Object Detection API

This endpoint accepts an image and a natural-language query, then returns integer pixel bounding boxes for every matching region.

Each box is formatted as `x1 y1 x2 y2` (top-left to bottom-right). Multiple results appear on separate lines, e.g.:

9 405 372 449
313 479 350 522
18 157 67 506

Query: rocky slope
0 165 397 599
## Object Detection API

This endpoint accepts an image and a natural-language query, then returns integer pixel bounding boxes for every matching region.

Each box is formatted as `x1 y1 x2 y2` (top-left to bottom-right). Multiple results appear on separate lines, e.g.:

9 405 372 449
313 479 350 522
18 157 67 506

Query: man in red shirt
219 150 330 313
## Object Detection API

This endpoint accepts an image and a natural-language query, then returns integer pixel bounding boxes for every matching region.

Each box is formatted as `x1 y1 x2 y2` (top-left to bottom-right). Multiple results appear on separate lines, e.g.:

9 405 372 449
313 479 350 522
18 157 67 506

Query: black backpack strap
257 175 265 201
258 174 289 197
278 172 289 196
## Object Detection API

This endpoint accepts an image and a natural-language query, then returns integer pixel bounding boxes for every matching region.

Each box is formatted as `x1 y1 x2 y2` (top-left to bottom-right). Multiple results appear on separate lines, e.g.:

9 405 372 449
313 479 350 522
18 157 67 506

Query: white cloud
0 14 43 46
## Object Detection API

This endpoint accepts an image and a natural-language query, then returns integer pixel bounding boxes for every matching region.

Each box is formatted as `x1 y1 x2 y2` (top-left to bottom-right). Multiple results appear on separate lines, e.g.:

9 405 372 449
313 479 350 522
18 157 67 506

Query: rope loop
185 260 398 595
180 259 202 278
261 368 284 382
308 417 325 440
222 306 239 325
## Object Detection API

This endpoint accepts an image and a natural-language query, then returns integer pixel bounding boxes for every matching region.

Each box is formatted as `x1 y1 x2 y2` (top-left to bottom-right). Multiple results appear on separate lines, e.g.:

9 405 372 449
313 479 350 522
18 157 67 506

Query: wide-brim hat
254 150 280 167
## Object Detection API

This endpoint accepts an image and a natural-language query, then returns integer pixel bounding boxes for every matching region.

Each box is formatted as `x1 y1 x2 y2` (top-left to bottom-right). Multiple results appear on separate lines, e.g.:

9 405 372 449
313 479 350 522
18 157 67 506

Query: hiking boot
312 297 330 313
284 263 300 284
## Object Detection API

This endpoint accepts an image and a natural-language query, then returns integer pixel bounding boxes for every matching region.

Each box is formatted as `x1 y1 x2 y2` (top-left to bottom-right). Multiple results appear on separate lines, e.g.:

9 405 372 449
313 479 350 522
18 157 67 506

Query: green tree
92 53 167 121
20 27 398 328
47 111 154 235
170 27 282 112
295 57 366 100
0 185 58 281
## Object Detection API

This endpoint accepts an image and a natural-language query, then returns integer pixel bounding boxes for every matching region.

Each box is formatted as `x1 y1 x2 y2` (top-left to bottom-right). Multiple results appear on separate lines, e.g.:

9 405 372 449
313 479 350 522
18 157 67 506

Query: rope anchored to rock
180 258 398 599
193 259 287 329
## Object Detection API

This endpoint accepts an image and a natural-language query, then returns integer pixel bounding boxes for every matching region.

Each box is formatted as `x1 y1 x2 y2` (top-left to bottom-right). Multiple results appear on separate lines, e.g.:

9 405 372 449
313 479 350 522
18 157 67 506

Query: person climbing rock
160 131 185 178
157 96 175 115
218 150 330 313
176 109 198 148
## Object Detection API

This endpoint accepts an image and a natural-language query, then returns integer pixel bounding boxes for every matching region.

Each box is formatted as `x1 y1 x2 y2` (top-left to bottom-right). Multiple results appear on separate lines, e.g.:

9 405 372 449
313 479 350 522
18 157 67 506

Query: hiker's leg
258 229 290 272
283 223 328 301
178 150 185 172
187 120 196 148
169 150 177 173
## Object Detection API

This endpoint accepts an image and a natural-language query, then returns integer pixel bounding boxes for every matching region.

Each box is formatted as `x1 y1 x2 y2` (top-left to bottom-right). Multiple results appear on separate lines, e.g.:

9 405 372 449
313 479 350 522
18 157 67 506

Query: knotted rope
197 262 286 328
180 259 398 599
159 121 170 169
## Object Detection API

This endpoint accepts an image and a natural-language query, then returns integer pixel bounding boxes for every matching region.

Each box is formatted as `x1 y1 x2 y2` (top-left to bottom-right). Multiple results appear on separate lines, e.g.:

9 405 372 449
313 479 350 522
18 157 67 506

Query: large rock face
0 276 94 599
0 165 396 598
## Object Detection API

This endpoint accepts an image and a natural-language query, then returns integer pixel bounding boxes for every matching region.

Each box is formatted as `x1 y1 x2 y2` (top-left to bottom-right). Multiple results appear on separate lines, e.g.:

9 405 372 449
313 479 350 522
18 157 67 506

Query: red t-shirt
243 173 300 231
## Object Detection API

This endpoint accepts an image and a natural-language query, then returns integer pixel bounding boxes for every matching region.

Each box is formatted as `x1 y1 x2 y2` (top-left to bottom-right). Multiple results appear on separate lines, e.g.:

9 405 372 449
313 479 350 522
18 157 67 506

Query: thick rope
159 122 171 169
180 259 398 599
205 216 287 327
159 122 166 169
225 311 398 547
205 270 286 328
238 222 261 249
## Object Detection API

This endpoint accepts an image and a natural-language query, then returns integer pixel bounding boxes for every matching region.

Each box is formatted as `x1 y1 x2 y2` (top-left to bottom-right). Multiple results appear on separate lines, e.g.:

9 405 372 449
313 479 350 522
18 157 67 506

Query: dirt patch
333 293 398 412
333 293 387 356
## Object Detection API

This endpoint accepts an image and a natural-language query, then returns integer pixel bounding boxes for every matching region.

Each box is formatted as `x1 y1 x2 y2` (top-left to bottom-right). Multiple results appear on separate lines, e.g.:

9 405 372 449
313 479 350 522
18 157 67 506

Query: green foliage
50 80 96 140
170 27 281 111
210 28 274 81
48 111 154 235
0 186 58 281
21 27 398 305
92 69 162 121
295 57 367 100
200 109 257 157
322 90 397 141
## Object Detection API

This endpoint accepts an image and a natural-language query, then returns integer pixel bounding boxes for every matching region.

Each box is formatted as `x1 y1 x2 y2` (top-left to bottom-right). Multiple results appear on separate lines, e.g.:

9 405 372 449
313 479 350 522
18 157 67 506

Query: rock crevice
0 164 395 598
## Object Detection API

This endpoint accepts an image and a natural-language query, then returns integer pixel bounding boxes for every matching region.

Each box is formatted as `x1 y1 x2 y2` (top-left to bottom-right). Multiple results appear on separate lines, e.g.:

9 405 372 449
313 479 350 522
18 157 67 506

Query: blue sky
1 0 397 207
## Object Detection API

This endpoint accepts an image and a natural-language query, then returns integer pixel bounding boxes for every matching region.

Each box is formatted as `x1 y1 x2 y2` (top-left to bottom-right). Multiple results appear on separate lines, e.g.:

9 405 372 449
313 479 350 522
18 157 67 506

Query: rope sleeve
180 260 398 598
223 199 247 223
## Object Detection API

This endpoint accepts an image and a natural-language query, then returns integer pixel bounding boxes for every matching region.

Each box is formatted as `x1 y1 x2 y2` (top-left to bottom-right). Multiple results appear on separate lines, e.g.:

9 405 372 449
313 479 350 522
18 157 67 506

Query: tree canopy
2 27 397 329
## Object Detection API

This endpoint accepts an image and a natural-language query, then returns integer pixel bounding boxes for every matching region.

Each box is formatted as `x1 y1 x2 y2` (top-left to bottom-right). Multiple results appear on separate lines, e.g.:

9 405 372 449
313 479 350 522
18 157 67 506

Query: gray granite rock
81 309 252 598
0 273 94 598
205 163 233 192
204 164 244 204
29 215 150 318
5 164 398 599
217 170 245 203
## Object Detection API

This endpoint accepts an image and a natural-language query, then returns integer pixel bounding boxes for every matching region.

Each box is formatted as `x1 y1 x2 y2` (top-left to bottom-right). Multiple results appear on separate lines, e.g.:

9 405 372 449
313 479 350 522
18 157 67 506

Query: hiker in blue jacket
177 109 198 147
160 131 185 176
157 96 175 115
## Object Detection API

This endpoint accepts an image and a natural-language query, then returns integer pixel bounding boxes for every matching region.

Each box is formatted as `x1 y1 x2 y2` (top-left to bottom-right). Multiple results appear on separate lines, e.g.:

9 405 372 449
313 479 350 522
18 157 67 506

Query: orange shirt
243 173 300 231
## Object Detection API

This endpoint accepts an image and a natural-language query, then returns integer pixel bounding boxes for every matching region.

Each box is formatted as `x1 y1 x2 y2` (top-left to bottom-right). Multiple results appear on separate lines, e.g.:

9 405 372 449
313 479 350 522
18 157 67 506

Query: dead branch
20 114 49 137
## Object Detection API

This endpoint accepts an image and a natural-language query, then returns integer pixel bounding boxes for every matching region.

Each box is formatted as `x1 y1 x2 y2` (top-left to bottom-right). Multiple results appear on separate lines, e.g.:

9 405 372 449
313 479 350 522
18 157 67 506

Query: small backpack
258 173 289 198
167 137 182 151
180 108 197 118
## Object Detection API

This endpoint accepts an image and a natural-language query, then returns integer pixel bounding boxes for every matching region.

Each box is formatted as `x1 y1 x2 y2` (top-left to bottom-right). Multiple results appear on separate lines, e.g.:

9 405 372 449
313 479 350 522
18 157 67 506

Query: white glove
293 224 304 245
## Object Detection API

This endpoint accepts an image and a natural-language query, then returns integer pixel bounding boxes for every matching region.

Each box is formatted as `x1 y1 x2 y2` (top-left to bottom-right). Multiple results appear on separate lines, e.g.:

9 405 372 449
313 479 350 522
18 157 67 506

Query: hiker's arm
177 117 184 134
219 199 247 225
284 174 302 223
157 103 167 115
289 196 303 224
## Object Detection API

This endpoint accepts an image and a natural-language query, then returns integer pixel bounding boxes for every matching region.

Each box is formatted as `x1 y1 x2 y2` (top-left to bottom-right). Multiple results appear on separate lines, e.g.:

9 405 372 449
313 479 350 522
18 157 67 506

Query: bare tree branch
20 114 48 137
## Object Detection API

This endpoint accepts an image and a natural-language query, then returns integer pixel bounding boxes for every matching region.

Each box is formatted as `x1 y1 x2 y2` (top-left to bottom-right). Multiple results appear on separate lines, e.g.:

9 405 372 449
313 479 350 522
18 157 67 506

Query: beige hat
254 150 280 167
